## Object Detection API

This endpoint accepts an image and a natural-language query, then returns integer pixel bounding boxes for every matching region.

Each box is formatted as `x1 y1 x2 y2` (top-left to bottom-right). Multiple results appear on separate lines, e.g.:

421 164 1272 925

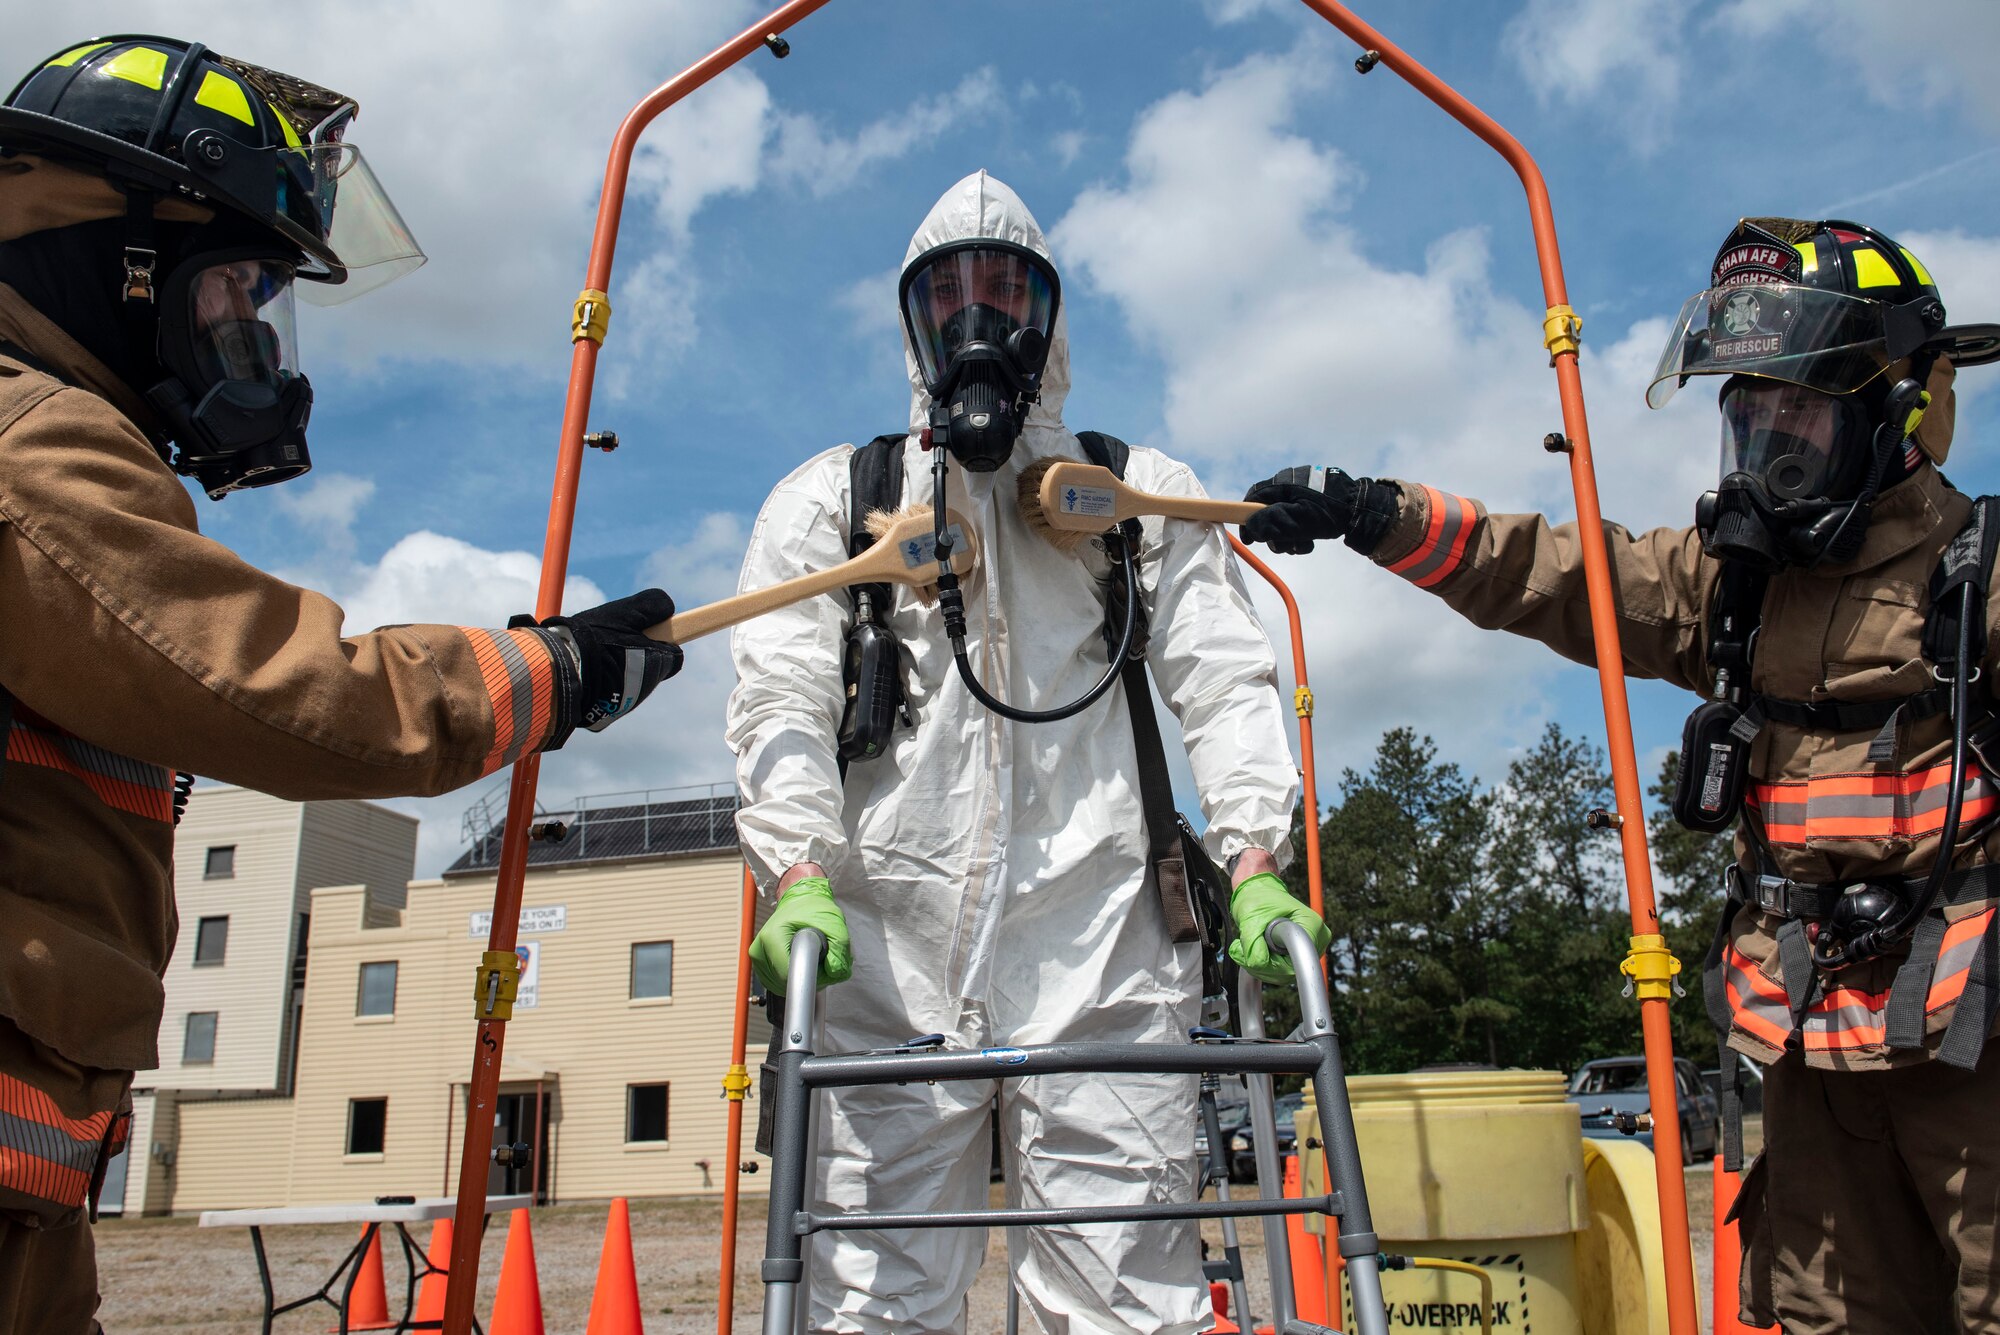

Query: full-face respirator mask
1693 375 1921 571
899 239 1059 473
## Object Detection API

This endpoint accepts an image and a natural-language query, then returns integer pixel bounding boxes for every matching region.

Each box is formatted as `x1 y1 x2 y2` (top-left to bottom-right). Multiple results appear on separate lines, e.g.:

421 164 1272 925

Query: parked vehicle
1567 1055 1720 1159
1227 1090 1305 1184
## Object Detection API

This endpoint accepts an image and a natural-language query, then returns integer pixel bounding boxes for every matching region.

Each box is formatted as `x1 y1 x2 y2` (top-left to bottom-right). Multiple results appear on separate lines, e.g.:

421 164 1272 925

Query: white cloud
1715 0 2000 130
1051 130 1088 170
770 69 1004 198
1054 45 1719 784
1200 0 1292 21
1501 0 1691 152
273 472 376 552
268 524 743 876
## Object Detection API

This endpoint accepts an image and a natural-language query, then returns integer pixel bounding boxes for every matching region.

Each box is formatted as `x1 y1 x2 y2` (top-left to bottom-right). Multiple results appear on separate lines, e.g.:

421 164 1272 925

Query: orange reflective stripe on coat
460 627 557 776
1723 939 1795 1051
1796 908 1996 1054
4 703 173 823
0 1071 117 1209
1749 761 2000 845
1385 486 1476 589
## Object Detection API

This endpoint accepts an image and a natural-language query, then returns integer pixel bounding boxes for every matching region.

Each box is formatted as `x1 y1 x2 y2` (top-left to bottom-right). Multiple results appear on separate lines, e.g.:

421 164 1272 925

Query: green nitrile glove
749 877 853 995
1227 872 1331 984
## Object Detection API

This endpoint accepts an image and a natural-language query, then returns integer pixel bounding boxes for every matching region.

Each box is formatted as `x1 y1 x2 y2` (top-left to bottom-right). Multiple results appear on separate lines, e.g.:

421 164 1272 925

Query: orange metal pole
717 865 759 1335
1230 536 1324 923
439 6 835 1331
1289 6 1700 1335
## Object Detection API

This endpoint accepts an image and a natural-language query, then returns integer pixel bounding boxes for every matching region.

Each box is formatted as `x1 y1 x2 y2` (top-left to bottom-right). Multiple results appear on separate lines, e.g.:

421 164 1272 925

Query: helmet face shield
900 240 1059 391
1649 283 1901 408
283 141 424 303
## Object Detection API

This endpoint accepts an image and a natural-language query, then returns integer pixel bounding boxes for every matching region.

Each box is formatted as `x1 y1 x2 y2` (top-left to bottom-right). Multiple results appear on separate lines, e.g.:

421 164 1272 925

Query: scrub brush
1017 458 1260 554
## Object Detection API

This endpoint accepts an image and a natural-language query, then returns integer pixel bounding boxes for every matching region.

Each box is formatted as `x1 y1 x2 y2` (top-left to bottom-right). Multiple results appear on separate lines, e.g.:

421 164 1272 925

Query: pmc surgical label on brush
1058 484 1117 519
900 524 967 569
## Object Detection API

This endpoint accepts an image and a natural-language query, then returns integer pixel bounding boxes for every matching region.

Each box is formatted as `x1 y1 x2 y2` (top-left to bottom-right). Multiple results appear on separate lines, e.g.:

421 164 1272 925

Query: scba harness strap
838 431 1235 1022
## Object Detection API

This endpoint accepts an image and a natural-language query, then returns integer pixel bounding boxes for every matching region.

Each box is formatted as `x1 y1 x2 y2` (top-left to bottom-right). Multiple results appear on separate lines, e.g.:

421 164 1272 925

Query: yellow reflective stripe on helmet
269 103 302 148
45 42 111 69
194 70 255 126
1852 247 1899 289
1794 241 1818 275
1901 247 1935 287
100 46 169 91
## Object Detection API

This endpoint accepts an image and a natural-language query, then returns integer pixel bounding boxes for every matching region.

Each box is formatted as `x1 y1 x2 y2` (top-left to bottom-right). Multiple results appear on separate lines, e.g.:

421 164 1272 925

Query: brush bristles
1016 457 1095 555
864 503 943 604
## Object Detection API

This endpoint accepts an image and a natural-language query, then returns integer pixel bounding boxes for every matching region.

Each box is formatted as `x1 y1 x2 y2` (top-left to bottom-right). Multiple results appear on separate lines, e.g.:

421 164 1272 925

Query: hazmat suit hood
903 170 1070 440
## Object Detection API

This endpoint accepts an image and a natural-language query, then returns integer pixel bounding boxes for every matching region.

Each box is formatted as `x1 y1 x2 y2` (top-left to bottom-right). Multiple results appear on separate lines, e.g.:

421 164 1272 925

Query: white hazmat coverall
726 171 1299 1334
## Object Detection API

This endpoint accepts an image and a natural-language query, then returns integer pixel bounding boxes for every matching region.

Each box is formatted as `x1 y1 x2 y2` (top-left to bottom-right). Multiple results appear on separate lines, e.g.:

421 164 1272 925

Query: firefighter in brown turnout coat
0 38 682 1331
1240 217 2000 1332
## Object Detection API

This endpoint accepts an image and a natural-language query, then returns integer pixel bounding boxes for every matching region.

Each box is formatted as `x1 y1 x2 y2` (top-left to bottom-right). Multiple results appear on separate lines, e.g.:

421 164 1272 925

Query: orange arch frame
439 6 1701 1334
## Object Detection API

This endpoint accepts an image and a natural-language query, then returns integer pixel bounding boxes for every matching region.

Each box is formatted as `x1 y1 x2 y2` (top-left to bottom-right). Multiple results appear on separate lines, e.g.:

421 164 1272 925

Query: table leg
394 1222 420 1335
250 1226 276 1335
339 1222 380 1335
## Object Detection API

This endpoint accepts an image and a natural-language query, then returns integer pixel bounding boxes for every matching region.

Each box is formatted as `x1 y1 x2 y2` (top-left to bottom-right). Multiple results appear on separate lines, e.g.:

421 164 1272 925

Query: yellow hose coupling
1542 304 1582 364
473 950 521 1020
1620 933 1684 1001
571 288 612 345
1294 685 1315 718
722 1064 751 1101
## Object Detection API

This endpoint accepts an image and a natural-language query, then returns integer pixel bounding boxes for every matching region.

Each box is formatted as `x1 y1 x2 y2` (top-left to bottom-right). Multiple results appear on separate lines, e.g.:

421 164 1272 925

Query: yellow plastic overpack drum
1298 1071 1668 1335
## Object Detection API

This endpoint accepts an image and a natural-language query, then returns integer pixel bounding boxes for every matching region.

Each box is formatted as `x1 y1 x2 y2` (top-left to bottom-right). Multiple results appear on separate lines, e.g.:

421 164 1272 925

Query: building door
487 1090 548 1202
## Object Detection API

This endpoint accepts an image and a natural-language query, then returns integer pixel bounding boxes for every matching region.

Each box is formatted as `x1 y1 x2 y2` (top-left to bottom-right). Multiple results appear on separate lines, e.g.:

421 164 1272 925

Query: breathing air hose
929 448 1139 724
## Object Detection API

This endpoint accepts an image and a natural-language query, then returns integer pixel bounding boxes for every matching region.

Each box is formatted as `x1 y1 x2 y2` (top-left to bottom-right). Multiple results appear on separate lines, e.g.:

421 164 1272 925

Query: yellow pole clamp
473 950 521 1020
721 1064 751 1102
1294 686 1314 719
1620 933 1684 1001
1542 304 1582 364
571 288 612 345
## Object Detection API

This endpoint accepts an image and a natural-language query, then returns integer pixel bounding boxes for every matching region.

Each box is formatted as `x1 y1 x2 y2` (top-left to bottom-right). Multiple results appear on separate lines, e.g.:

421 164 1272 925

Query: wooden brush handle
654 566 856 644
648 512 975 643
1149 495 1261 524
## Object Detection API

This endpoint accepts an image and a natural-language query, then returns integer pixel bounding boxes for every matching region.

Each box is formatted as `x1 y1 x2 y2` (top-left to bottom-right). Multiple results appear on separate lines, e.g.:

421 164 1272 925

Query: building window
348 1098 387 1155
626 1083 669 1143
183 1012 217 1065
357 962 398 1017
204 846 235 879
193 916 229 966
630 941 673 1000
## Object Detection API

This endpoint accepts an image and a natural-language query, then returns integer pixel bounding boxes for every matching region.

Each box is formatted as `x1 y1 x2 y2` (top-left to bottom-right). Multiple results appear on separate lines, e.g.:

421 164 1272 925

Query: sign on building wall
514 941 541 1010
469 905 567 938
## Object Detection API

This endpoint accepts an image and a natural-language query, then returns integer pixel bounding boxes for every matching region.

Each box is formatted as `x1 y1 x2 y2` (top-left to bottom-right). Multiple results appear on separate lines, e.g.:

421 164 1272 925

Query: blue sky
25 1 2000 875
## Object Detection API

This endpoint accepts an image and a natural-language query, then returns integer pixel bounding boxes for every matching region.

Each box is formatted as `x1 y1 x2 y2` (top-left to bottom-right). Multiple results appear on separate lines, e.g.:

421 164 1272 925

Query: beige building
120 784 768 1215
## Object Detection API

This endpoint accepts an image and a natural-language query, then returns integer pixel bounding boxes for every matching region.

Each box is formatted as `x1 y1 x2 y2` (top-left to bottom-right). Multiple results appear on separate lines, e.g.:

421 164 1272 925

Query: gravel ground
98 1159 1731 1334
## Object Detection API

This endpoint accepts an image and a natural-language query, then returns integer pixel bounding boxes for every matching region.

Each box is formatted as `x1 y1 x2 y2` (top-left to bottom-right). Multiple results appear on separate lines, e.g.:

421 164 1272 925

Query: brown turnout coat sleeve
0 310 567 1078
1371 479 1718 694
0 361 561 799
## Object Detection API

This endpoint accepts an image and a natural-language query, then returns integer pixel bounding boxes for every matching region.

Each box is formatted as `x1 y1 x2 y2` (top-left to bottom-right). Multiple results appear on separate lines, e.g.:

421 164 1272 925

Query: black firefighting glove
1240 467 1400 556
512 589 682 749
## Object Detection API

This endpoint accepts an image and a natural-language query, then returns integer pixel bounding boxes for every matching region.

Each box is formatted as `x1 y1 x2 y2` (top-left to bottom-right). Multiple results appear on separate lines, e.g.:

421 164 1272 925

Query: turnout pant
1736 1041 2000 1333
0 1018 124 1335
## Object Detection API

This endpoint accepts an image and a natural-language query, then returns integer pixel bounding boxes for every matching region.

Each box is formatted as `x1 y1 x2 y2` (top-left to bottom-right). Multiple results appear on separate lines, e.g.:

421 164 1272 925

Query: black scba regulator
837 591 907 764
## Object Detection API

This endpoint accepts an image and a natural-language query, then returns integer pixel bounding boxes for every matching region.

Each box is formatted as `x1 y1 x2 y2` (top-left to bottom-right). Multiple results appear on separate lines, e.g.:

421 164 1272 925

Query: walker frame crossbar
758 922 1387 1335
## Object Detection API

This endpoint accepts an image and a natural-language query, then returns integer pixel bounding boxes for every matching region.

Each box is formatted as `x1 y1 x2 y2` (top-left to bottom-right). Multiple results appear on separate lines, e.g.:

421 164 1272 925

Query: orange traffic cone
586 1197 645 1335
332 1225 396 1331
1282 1155 1328 1326
413 1218 453 1325
1206 1279 1241 1333
489 1208 545 1335
1713 1156 1778 1333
